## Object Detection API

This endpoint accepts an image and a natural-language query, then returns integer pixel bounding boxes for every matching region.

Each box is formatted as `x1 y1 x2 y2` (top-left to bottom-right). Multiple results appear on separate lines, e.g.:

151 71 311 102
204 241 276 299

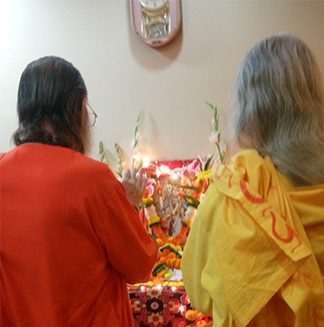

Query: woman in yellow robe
182 34 324 327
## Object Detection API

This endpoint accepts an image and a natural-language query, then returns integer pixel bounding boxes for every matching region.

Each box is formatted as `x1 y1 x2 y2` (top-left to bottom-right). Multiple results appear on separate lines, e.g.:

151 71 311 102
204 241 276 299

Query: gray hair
232 33 324 186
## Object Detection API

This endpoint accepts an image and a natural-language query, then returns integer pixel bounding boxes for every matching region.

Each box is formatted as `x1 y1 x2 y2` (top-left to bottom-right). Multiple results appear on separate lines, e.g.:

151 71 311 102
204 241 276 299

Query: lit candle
140 285 146 292
142 156 151 168
178 305 186 313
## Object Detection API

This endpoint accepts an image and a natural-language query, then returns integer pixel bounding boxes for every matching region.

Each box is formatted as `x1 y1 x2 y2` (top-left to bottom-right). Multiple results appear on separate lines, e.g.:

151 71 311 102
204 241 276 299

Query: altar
127 159 214 327
99 106 223 326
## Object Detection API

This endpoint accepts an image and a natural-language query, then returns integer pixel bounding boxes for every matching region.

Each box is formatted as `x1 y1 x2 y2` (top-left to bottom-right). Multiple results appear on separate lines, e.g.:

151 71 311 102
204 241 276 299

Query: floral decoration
99 103 224 326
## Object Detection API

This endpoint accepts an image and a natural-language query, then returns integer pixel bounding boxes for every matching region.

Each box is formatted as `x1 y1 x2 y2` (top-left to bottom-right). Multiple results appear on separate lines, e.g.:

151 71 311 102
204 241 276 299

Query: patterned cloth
129 285 190 327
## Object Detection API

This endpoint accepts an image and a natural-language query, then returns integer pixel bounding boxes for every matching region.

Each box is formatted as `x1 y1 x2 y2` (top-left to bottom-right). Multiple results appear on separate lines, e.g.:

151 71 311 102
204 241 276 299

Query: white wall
1 0 324 164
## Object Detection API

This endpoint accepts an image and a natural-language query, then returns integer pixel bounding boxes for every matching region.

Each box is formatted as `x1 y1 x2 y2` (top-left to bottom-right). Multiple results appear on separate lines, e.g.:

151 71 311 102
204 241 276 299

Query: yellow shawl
182 149 324 327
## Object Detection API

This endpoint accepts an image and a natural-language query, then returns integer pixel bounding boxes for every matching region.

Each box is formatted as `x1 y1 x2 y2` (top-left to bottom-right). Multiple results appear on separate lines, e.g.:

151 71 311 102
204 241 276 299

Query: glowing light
132 153 143 169
171 286 177 292
142 156 151 168
171 173 178 180
156 165 171 177
178 305 186 313
140 286 146 292
156 284 163 290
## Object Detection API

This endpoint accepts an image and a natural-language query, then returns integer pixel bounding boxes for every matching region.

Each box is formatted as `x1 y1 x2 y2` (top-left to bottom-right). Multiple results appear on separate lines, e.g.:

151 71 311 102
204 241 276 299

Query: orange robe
0 143 157 326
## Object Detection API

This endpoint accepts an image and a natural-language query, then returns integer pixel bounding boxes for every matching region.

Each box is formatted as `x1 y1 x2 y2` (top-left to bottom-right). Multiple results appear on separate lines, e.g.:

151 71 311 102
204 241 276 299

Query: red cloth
0 143 157 327
155 160 195 170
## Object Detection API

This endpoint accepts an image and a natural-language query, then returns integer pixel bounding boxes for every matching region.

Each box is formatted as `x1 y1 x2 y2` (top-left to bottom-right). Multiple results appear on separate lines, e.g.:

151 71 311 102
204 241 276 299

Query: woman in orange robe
0 56 157 326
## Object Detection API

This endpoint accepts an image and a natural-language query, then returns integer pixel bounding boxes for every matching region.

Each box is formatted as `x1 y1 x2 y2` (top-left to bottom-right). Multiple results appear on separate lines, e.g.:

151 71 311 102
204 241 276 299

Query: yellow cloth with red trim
182 149 324 327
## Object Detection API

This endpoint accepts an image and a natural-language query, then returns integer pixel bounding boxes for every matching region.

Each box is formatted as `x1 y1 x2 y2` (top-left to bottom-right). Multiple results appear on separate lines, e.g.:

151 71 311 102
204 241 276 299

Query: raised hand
121 167 147 210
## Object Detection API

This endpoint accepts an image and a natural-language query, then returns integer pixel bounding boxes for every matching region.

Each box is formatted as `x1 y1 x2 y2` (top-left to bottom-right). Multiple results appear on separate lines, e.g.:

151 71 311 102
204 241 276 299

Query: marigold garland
143 195 199 277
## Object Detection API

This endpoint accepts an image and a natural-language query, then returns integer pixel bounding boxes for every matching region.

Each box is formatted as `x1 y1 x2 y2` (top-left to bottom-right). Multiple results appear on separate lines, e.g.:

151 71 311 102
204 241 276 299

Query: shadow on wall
125 0 183 69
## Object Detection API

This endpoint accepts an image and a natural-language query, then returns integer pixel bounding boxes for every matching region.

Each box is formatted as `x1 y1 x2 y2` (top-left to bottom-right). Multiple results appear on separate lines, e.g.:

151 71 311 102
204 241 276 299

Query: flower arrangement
206 102 226 165
99 104 225 281
99 103 225 326
99 111 144 177
141 157 212 281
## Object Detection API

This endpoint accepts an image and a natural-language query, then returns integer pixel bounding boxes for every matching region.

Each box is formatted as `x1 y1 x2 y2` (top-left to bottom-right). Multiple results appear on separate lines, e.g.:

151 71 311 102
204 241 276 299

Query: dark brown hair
13 56 87 153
